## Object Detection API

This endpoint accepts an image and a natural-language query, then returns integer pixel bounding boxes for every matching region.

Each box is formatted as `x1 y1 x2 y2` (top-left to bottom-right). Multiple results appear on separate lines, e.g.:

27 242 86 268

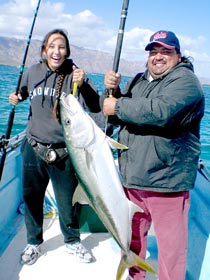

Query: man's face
147 44 181 79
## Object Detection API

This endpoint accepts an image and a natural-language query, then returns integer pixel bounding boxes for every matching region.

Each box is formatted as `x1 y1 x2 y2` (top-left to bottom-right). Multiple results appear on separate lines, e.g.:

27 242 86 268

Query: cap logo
145 30 180 52
153 31 168 41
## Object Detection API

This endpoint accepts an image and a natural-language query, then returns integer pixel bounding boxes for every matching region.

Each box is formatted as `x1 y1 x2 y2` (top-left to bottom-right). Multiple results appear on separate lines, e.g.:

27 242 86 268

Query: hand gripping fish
59 93 157 279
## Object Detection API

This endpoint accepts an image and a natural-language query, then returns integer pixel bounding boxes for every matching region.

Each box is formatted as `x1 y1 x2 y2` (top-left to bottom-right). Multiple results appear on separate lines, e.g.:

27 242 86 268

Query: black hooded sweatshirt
20 59 100 144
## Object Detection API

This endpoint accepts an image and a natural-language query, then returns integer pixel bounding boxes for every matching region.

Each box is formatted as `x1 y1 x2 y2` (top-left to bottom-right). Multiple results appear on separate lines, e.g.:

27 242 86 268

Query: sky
0 0 209 79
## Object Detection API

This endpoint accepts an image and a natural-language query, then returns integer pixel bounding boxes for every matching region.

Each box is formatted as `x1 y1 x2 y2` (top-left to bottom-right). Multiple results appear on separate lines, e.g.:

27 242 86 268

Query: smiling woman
41 30 70 71
7 27 101 266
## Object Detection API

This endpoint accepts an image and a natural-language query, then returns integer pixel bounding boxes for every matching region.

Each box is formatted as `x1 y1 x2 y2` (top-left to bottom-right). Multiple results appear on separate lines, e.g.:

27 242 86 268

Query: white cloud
0 0 209 78
0 1 114 49
178 34 210 78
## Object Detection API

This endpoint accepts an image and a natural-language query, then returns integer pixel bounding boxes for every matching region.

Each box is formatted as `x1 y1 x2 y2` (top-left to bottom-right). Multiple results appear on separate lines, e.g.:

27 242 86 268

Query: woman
9 29 101 265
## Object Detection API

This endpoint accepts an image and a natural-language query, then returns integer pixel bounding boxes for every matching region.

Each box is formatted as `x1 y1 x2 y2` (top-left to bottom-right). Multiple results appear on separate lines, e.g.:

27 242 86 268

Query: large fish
59 93 156 279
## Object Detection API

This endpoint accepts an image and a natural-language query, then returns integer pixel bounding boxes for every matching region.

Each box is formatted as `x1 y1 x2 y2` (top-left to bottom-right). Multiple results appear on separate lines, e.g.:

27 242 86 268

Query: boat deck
1 142 210 280
0 215 158 280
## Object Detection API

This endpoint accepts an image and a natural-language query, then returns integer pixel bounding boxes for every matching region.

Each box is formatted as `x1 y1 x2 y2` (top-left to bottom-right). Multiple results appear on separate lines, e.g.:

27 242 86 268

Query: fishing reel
0 135 9 150
45 147 57 163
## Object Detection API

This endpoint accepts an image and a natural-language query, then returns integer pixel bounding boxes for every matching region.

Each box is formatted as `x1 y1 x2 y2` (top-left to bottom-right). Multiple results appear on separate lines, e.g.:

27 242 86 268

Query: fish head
59 93 95 148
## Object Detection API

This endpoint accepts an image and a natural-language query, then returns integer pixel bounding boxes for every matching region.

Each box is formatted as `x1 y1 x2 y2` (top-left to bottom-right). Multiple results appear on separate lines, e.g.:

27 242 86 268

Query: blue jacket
102 61 205 192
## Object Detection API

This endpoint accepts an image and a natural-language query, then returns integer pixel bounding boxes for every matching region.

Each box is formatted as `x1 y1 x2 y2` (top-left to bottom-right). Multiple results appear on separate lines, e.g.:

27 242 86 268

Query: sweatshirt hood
33 59 75 106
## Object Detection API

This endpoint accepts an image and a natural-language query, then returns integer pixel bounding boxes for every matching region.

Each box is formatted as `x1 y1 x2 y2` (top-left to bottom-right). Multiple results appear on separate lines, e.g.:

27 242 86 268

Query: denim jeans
21 138 80 245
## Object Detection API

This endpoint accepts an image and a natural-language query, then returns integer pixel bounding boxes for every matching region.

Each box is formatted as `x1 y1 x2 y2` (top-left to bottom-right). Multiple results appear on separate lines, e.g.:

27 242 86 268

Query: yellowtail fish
59 93 157 279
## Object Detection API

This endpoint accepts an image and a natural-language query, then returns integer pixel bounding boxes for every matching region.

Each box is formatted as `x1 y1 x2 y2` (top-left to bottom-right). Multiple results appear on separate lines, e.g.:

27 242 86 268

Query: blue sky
0 0 209 78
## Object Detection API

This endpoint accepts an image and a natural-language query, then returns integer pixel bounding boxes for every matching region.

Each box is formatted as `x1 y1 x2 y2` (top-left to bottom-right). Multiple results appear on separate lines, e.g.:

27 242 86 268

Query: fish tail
116 250 157 280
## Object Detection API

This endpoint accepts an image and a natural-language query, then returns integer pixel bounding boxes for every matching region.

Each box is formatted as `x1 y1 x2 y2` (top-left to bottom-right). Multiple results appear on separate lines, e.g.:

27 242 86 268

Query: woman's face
43 33 67 71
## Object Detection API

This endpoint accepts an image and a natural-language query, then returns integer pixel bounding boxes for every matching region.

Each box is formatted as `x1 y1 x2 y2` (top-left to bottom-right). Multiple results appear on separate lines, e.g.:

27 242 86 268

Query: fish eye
65 118 71 126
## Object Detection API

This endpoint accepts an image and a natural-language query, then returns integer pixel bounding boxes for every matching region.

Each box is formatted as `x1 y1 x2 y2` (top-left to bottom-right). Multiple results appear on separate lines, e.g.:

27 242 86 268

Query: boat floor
0 215 158 280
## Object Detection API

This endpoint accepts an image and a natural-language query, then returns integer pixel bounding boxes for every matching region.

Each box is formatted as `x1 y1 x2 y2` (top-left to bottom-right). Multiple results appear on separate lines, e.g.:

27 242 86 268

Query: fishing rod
112 0 130 74
109 0 130 98
0 0 41 181
105 0 129 134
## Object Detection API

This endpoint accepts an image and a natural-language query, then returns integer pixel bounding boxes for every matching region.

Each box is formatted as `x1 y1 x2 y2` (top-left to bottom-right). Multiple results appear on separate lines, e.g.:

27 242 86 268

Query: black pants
21 139 80 245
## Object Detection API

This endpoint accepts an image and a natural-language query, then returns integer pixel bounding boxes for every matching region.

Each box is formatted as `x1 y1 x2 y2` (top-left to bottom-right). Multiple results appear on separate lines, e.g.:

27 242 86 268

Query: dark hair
40 29 71 60
180 55 193 63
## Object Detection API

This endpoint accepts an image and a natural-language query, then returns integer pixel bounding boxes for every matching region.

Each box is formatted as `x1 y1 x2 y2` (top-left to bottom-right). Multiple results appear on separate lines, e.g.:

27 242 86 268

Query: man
101 30 205 280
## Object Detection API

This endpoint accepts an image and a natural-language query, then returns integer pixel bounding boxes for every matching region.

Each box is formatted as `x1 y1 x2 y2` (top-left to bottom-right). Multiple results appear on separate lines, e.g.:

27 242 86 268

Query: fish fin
84 149 99 180
127 200 144 263
128 200 144 215
106 136 128 150
72 184 90 205
116 251 157 280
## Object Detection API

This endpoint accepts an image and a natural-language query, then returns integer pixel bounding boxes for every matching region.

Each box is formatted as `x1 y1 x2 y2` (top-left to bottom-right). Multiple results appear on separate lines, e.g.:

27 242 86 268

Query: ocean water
1 64 210 166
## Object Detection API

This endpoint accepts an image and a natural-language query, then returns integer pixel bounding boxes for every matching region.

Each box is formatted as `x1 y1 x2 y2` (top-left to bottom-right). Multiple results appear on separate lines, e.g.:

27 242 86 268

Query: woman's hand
9 92 22 105
72 65 85 87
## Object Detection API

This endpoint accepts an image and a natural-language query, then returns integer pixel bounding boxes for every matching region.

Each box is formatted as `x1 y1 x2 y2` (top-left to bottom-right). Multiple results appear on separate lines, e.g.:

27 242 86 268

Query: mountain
0 36 144 77
0 36 209 84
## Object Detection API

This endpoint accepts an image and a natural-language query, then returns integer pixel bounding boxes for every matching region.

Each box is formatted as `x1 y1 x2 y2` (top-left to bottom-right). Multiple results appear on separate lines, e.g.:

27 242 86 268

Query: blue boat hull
1 132 210 279
187 166 210 280
0 133 24 255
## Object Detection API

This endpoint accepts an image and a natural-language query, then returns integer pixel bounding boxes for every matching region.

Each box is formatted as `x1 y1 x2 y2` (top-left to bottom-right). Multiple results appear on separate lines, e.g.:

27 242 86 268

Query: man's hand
104 70 121 90
103 97 117 116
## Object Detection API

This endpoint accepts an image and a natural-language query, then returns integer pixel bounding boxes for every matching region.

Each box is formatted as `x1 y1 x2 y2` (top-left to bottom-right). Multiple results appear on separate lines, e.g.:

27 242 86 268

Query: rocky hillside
0 36 209 84
0 36 145 77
